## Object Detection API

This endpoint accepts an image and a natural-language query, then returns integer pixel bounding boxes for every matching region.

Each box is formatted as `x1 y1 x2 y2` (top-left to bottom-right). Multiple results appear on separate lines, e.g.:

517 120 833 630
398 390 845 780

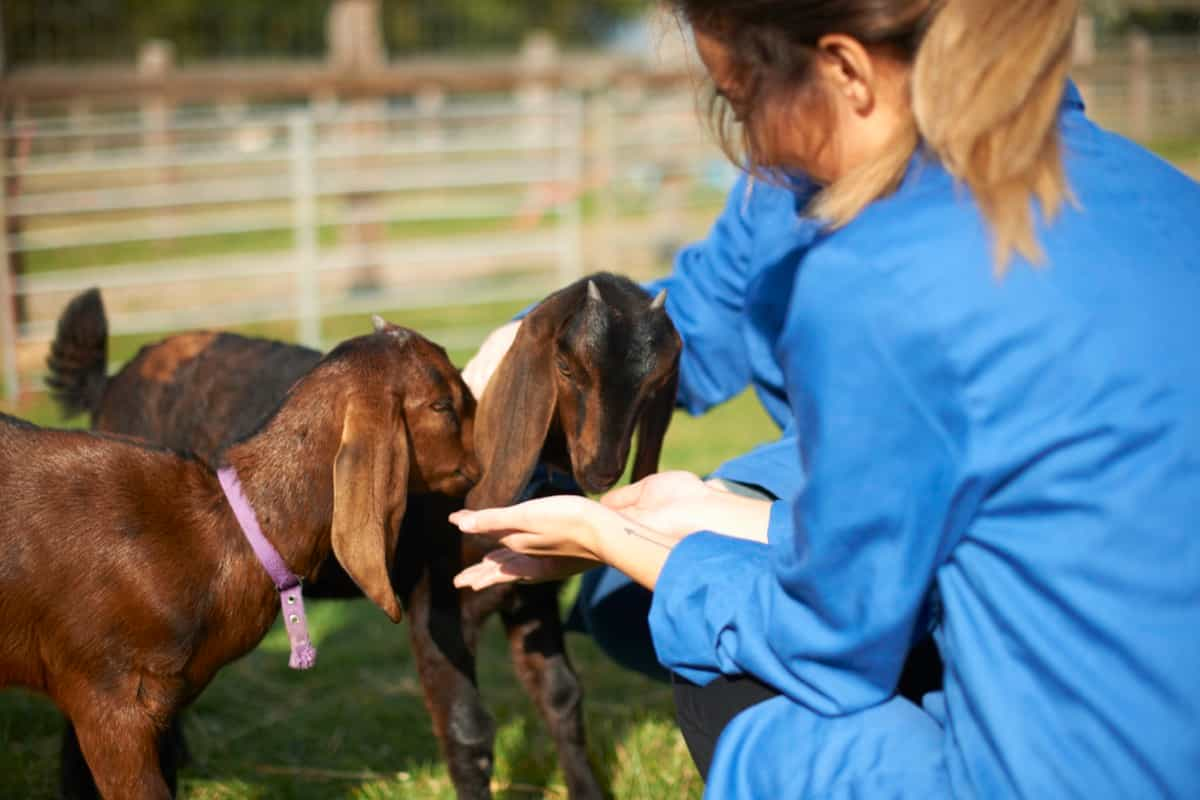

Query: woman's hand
451 494 607 560
453 549 595 591
461 320 521 400
598 470 714 538
450 494 683 591
601 471 773 543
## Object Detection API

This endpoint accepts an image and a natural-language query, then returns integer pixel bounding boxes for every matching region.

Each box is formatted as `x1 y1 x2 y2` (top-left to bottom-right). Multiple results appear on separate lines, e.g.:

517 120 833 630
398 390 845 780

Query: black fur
45 288 109 418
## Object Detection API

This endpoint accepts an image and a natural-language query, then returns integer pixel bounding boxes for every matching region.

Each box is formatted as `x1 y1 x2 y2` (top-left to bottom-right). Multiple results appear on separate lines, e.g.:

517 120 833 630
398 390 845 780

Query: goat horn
371 315 388 333
587 280 603 304
650 289 667 311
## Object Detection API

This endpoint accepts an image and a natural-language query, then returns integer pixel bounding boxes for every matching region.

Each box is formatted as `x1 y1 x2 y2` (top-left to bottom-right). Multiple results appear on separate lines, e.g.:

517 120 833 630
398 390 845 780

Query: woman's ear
816 34 878 115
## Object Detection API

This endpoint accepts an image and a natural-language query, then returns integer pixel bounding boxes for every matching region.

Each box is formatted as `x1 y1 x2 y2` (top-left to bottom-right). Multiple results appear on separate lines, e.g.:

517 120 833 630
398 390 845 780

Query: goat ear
631 361 679 482
467 320 558 509
331 394 406 623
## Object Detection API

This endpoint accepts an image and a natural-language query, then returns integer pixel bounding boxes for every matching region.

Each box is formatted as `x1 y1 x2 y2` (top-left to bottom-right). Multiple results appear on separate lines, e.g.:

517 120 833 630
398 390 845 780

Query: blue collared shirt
647 173 822 539
649 87 1200 798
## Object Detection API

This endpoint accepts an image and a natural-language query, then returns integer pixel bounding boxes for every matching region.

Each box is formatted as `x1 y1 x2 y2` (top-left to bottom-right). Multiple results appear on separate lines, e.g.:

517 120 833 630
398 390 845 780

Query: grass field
0 308 779 799
3 135 1193 798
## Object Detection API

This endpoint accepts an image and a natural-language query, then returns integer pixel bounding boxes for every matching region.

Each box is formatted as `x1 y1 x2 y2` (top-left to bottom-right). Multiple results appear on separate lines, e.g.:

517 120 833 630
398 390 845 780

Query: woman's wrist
696 487 773 543
591 509 680 590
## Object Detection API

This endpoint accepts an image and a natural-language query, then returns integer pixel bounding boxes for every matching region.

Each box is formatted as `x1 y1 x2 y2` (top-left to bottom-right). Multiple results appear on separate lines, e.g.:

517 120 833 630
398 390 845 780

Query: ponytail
912 0 1079 270
677 0 1080 270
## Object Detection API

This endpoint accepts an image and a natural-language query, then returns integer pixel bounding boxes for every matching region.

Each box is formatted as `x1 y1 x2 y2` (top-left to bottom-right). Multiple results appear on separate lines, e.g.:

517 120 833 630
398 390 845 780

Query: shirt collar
1061 79 1085 112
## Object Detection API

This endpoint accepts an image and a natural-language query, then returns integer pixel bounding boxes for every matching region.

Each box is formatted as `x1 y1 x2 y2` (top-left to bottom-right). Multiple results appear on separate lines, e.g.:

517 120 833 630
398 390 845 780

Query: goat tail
45 288 109 419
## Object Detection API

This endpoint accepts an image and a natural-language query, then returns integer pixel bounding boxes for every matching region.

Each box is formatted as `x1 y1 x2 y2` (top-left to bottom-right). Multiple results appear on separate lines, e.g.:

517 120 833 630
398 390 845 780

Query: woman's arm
450 472 775 591
450 495 677 590
650 245 973 712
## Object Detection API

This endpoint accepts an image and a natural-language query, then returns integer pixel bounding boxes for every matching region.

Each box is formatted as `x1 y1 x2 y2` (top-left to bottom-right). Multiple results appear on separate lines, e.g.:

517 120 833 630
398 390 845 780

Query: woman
457 1 1200 796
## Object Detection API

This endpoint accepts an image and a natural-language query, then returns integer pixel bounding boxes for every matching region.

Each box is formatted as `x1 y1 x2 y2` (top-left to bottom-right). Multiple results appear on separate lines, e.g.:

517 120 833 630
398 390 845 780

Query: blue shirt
648 174 822 509
649 90 1200 797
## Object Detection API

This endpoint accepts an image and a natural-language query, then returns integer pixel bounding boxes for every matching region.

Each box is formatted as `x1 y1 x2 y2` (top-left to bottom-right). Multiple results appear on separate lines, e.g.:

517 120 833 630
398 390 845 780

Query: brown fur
136 332 217 383
3 327 478 799
470 273 680 507
44 275 680 800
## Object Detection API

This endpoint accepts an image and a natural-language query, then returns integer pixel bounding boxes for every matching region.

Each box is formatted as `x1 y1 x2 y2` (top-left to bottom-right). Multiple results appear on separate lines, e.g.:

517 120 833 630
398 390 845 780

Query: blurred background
0 0 1198 411
0 2 1197 798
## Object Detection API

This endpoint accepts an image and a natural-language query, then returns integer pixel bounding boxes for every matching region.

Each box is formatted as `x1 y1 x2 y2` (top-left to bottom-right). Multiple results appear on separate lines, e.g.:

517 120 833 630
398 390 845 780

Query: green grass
0 351 775 798
18 183 723 277
1148 135 1200 165
22 215 528 275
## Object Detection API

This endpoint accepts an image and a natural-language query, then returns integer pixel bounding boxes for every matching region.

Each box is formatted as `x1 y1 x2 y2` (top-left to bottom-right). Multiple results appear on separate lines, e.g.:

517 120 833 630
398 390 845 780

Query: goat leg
69 710 172 800
60 720 100 800
61 712 186 799
408 567 496 800
500 582 604 800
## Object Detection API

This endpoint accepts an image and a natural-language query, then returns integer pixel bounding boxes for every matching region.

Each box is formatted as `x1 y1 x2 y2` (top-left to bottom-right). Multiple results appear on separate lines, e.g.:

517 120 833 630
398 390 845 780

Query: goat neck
218 380 346 583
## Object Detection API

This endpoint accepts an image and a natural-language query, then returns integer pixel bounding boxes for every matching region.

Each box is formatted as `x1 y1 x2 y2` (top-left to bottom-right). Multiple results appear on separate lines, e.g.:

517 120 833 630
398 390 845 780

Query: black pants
671 635 944 780
672 673 781 781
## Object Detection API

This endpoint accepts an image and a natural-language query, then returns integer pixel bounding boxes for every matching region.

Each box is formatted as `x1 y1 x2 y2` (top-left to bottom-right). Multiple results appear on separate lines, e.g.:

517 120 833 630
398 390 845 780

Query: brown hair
672 0 1080 269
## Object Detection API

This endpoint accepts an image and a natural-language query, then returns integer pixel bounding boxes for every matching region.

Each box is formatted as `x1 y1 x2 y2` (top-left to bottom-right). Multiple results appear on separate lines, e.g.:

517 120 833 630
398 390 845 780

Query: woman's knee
568 567 666 680
672 673 781 780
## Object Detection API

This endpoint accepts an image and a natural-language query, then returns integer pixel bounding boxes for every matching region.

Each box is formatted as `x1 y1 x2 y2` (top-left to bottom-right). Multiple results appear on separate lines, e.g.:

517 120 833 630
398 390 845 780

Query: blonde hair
679 0 1081 271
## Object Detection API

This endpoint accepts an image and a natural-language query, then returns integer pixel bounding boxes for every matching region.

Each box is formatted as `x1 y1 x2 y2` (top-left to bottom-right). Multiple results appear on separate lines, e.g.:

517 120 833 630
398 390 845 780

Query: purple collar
217 466 317 670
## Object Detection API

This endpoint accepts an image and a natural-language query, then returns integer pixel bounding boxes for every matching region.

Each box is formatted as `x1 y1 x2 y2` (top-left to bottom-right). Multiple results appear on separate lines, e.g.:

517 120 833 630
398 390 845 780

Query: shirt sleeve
710 422 806 502
643 175 762 415
648 247 971 715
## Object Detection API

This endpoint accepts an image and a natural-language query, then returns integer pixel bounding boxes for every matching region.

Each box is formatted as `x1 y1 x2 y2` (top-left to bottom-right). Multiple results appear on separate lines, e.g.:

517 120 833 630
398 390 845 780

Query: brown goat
3 323 477 799
46 273 681 800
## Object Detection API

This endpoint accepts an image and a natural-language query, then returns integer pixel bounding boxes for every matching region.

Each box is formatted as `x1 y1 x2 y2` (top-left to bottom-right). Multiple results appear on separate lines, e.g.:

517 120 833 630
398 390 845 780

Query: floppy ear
467 319 559 509
331 394 407 623
631 359 679 482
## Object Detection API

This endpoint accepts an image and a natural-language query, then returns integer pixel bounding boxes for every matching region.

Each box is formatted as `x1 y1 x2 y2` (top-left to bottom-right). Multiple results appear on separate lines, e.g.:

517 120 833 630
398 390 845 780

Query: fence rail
0 89 734 402
3 32 1198 403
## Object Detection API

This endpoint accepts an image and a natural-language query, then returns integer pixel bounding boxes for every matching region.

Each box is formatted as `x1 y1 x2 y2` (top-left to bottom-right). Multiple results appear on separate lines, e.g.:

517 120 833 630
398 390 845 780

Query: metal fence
0 89 733 402
3 27 1198 404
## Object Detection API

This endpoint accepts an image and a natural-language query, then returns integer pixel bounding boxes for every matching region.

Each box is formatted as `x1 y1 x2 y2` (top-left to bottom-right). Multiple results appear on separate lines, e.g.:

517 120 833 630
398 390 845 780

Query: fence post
556 94 584 284
517 31 559 150
0 144 18 404
138 40 174 158
415 84 446 149
1129 30 1153 142
591 91 618 275
327 0 385 74
290 112 322 350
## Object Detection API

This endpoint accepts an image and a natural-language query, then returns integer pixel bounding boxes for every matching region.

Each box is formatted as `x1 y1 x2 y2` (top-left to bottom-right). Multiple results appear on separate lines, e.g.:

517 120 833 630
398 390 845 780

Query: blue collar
1061 79 1085 112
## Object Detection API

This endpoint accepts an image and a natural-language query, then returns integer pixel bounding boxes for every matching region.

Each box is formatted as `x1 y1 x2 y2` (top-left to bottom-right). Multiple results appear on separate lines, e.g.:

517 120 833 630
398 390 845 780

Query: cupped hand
453 549 595 590
450 494 611 561
599 470 714 538
461 320 521 400
453 489 693 593
601 470 773 543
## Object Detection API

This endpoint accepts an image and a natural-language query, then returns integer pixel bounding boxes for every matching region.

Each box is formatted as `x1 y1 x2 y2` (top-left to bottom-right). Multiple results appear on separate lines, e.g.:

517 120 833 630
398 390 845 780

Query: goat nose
592 468 624 489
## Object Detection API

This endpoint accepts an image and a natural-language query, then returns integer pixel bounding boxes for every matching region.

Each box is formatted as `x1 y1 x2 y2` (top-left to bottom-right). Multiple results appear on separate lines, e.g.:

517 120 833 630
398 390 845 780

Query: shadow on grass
0 592 695 800
0 390 770 798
